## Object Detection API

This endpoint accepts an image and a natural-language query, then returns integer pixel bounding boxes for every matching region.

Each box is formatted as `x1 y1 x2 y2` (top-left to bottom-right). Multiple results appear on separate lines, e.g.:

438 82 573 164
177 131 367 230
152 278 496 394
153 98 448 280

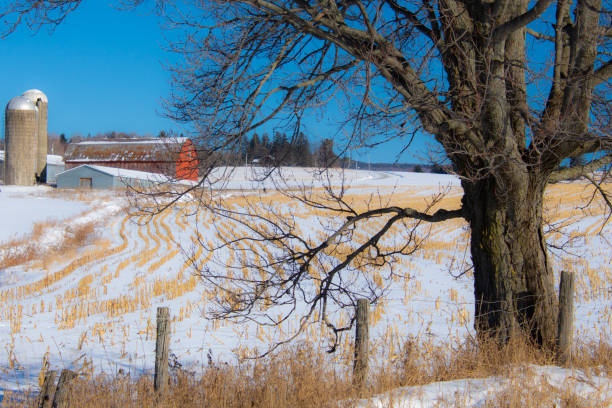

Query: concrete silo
22 89 48 181
4 96 38 186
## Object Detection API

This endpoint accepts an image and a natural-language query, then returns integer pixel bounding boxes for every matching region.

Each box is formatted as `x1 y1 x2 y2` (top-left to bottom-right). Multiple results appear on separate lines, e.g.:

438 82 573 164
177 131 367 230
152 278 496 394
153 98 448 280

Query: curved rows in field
0 179 610 388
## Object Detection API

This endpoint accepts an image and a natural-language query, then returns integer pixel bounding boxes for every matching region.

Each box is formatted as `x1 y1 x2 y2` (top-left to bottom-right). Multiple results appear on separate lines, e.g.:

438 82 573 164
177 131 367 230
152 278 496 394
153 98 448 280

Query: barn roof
64 138 191 162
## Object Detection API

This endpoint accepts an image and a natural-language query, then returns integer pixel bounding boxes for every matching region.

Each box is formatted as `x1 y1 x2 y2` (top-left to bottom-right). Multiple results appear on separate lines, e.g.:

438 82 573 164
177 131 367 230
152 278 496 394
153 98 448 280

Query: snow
0 168 609 404
0 186 90 243
57 164 198 186
32 199 123 252
86 164 173 181
206 166 460 190
0 189 125 290
350 365 612 407
74 137 188 145
46 155 64 165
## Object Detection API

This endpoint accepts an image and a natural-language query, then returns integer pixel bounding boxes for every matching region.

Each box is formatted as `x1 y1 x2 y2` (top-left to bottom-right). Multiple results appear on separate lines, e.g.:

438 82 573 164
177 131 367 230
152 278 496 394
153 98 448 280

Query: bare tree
0 1 81 37
4 0 611 351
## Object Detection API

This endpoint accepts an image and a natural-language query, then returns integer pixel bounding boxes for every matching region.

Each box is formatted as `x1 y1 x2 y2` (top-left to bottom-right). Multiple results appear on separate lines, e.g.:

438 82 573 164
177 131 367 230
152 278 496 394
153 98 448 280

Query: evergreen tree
295 132 313 167
317 139 337 168
240 134 249 165
249 133 261 162
271 131 283 162
260 133 271 162
431 163 446 174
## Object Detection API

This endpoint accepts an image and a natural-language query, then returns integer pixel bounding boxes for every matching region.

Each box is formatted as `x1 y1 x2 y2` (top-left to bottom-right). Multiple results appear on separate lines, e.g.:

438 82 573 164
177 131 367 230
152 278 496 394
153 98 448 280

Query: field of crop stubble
0 169 610 405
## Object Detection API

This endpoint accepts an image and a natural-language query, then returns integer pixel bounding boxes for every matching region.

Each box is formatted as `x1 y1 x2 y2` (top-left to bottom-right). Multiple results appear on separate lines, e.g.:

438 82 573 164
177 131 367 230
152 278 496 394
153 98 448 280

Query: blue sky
1 4 180 137
0 2 432 164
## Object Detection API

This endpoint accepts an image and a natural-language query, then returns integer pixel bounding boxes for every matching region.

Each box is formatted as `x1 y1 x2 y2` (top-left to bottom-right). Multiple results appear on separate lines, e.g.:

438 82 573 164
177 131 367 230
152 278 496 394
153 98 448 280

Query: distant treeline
43 129 444 172
350 162 441 173
226 132 439 171
226 133 450 172
226 132 339 168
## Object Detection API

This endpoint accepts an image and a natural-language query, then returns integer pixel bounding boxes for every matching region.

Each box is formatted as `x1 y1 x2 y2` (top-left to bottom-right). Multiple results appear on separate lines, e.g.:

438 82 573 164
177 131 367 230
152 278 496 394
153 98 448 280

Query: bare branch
0 0 82 37
584 173 612 231
593 59 612 87
526 27 554 42
549 153 612 182
384 0 437 43
323 205 464 248
492 0 555 43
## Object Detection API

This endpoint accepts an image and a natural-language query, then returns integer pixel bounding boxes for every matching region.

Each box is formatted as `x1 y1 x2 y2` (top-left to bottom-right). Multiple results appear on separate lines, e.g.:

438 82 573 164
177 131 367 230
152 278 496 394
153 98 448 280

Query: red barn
64 137 199 181
175 139 198 181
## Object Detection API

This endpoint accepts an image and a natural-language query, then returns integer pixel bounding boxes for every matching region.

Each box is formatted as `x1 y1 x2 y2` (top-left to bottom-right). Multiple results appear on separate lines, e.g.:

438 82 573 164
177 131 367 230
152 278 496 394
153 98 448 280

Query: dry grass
1 337 609 408
0 188 120 271
390 334 556 387
0 220 97 270
482 375 597 408
572 339 612 373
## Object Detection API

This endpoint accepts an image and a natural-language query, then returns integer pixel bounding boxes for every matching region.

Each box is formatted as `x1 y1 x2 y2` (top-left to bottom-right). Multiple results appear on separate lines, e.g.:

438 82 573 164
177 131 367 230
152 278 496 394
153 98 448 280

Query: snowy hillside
0 168 610 405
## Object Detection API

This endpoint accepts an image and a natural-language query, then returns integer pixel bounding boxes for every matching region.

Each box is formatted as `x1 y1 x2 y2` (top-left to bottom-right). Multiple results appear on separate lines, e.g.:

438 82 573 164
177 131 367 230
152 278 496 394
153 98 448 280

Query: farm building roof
56 164 198 186
64 164 169 181
47 154 64 165
64 138 190 162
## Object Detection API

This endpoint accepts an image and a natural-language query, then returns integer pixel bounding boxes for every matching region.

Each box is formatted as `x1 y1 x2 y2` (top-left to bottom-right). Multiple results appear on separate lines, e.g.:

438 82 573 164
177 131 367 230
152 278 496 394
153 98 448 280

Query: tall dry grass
483 373 603 408
0 220 97 270
1 337 609 408
0 188 123 271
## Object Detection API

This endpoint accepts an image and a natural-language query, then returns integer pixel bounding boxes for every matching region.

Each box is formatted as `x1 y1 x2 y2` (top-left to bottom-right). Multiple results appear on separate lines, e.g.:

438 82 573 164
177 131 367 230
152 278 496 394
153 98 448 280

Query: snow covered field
0 186 91 243
0 168 610 405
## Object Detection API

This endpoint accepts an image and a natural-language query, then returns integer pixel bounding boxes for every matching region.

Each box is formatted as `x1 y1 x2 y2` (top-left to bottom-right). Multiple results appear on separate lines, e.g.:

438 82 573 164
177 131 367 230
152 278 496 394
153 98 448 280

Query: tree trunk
462 173 558 347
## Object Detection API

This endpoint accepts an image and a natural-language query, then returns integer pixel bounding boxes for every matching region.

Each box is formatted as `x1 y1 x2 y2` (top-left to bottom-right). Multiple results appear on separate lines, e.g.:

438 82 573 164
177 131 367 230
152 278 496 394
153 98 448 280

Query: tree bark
463 172 558 347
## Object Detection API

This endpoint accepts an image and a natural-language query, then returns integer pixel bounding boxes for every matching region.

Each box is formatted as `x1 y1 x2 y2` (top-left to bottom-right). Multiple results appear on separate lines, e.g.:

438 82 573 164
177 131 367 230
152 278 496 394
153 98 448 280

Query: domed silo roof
6 96 37 111
22 89 48 104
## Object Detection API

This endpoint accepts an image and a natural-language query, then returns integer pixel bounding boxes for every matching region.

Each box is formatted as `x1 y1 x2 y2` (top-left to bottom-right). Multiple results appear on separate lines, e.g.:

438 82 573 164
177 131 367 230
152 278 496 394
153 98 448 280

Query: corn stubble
0 183 610 407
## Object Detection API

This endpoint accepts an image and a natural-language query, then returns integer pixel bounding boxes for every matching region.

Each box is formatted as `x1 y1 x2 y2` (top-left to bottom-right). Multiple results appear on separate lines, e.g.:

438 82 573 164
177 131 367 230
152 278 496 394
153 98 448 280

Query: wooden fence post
154 306 170 395
51 369 77 408
557 271 575 364
36 370 56 408
353 298 370 389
